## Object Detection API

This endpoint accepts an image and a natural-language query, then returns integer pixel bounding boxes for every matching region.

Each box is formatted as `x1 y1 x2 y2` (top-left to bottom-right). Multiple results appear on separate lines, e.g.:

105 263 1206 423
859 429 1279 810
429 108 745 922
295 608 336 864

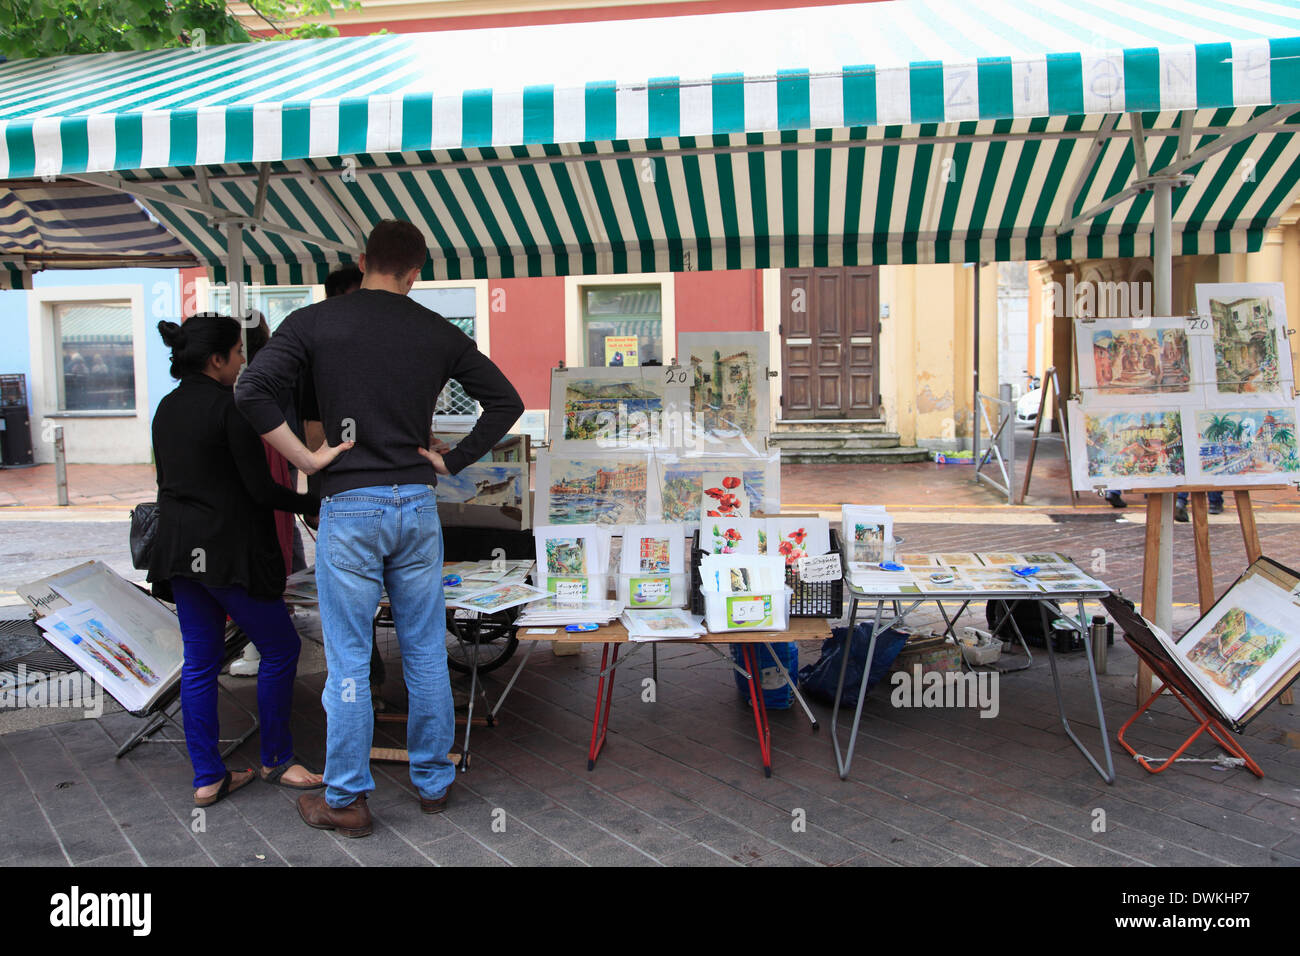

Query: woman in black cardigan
149 314 350 806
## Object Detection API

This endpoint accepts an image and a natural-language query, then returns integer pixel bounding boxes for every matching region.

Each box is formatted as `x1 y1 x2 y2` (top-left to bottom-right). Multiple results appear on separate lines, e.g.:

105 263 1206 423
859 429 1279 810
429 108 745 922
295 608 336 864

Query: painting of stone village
688 346 760 436
1195 409 1300 477
1186 605 1287 694
1084 410 1185 481
1209 296 1282 394
1091 327 1191 395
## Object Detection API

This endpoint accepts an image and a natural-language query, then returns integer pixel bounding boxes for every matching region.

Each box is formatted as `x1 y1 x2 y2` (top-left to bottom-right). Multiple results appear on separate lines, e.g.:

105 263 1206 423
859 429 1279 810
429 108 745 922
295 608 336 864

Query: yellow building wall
880 261 997 449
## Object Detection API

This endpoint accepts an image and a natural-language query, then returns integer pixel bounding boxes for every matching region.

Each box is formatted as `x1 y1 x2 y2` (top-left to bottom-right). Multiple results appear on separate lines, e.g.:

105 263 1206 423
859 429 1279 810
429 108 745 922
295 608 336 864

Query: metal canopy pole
1151 179 1175 657
225 219 249 353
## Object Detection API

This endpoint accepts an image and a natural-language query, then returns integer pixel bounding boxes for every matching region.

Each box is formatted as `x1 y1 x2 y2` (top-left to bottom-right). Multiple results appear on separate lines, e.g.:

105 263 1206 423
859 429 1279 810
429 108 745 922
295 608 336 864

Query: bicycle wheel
445 610 519 674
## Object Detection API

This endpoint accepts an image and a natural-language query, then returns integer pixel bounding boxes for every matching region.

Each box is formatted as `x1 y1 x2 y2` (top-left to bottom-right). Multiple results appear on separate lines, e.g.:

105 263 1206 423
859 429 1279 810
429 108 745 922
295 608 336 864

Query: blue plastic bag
797 622 908 707
731 642 798 710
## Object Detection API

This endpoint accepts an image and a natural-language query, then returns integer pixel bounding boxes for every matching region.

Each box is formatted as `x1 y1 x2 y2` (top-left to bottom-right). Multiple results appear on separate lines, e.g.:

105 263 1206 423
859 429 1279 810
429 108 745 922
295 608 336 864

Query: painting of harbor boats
540 454 650 525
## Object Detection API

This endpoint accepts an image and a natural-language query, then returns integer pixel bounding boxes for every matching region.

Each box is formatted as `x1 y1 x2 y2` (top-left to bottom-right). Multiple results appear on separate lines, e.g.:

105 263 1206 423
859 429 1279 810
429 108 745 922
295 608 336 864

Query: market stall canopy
0 181 197 288
2 0 1300 283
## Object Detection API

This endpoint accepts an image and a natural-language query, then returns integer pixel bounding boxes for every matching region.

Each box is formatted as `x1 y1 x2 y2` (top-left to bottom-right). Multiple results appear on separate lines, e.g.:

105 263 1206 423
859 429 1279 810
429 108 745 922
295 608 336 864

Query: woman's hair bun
157 320 188 349
158 314 241 380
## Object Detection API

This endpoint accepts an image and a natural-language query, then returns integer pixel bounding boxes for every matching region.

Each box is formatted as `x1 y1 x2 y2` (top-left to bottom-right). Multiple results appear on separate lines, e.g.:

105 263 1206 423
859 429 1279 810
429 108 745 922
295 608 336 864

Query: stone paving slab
1 626 1299 866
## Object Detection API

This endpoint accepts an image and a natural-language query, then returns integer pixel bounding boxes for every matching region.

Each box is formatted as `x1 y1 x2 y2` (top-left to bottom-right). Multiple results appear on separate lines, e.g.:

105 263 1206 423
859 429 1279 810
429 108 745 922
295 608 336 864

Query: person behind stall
236 219 523 838
227 310 308 679
1175 490 1223 522
149 314 351 807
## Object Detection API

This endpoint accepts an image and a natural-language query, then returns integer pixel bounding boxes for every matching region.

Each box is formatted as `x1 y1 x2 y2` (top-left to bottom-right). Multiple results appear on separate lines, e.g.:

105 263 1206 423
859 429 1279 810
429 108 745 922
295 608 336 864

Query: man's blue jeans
316 484 454 808
1177 491 1224 508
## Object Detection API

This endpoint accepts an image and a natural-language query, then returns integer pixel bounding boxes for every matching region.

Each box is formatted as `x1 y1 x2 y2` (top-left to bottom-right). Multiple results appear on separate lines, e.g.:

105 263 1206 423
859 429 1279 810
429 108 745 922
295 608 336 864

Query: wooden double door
779 267 880 420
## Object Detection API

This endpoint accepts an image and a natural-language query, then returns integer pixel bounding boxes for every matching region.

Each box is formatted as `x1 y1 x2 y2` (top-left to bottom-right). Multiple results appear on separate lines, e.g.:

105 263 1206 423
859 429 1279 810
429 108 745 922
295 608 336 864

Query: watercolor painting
851 522 887 564
561 376 663 443
768 518 830 569
1091 327 1191 396
450 583 549 614
545 538 587 576
1083 410 1185 481
1209 296 1282 395
639 536 671 573
700 471 749 518
659 460 771 523
82 617 159 686
540 455 649 525
678 333 770 447
689 348 759 435
436 463 528 528
1195 408 1300 478
1185 605 1288 694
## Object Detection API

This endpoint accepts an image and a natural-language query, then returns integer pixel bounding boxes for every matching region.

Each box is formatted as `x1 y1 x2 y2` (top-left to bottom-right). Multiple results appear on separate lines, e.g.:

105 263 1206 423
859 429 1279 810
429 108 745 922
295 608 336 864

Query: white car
1015 386 1043 425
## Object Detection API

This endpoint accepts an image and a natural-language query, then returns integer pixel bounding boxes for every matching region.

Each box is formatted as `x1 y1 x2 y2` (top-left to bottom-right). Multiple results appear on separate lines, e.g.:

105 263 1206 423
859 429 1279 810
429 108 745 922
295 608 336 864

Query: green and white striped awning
3 0 1300 281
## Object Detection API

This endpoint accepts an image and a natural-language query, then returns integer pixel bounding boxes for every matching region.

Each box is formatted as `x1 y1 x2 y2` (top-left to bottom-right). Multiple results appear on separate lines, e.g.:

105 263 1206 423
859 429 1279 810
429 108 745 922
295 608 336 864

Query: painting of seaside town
559 376 664 444
1185 605 1288 695
1083 410 1185 482
543 456 649 525
1194 409 1300 478
1209 296 1282 395
1091 327 1191 396
660 461 768 523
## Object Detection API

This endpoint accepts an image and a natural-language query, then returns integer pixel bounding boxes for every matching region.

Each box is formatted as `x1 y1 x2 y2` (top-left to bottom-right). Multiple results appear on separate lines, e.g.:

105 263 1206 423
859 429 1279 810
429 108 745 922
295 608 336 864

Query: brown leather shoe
419 785 452 814
298 792 372 838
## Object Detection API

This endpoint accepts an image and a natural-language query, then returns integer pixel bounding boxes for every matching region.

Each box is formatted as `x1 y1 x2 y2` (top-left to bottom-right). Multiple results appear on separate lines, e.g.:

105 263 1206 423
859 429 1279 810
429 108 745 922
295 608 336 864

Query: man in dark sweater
236 220 523 837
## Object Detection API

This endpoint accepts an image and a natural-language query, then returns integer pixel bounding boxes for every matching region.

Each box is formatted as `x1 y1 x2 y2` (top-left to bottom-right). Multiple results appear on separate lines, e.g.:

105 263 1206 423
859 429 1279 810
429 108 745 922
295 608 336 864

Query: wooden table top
516 616 835 644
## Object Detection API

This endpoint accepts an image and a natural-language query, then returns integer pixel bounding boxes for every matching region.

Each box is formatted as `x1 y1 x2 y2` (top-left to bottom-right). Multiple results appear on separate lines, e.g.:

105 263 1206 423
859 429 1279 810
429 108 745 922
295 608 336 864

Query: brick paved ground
5 623 1300 867
5 442 1300 866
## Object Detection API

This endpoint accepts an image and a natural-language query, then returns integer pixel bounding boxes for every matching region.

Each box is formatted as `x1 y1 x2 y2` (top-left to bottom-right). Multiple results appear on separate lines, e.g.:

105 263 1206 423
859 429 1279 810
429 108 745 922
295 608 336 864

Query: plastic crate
690 529 844 619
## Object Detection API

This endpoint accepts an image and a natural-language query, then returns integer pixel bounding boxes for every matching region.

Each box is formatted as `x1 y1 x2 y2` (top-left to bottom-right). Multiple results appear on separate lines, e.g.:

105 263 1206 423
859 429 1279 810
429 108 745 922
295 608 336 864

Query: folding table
493 618 832 777
831 576 1116 784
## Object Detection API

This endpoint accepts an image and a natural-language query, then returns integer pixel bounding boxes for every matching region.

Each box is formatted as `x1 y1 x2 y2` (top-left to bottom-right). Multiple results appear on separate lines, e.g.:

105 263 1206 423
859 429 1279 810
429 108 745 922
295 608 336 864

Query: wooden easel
1137 485 1292 706
1019 366 1080 506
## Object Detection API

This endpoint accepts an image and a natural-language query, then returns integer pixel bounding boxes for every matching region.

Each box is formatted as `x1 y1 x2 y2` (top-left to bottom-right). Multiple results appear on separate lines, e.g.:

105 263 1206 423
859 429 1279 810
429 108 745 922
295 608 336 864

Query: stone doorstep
780 447 934 465
769 432 904 450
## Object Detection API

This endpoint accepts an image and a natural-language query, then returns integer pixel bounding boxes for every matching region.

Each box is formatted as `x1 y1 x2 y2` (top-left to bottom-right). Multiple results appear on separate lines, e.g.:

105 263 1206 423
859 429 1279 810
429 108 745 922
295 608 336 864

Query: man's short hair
324 265 364 297
364 220 428 277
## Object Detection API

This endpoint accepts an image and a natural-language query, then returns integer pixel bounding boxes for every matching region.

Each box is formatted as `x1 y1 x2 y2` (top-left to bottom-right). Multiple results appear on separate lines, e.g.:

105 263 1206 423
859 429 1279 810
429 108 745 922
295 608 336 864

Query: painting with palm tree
1194 409 1300 477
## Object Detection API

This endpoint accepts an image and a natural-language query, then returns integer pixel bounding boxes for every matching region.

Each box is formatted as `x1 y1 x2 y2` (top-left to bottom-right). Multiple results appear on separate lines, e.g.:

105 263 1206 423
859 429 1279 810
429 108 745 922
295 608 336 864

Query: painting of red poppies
700 471 749 518
767 517 832 568
706 518 764 555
